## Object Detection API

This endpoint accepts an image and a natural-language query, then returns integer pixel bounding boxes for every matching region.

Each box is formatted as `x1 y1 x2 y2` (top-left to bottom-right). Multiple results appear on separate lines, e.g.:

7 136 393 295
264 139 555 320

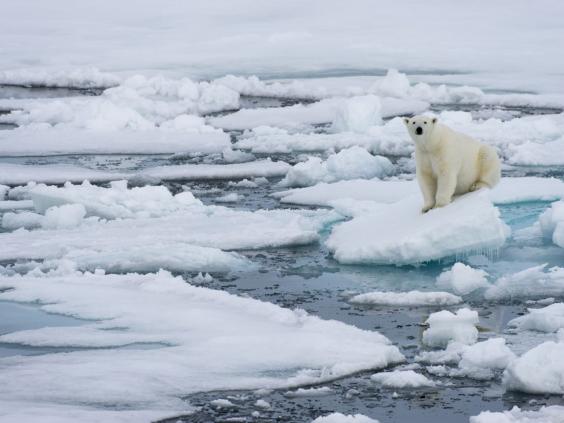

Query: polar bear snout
415 126 423 135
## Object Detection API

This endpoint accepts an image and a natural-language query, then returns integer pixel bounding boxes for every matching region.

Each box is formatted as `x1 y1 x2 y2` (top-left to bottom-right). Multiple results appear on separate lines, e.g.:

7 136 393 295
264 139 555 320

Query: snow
508 303 564 333
504 340 564 394
436 263 490 295
349 290 462 307
279 147 393 188
331 95 382 133
0 269 404 422
485 265 564 301
422 308 479 348
275 177 564 208
326 192 509 265
311 413 379 423
471 406 564 423
370 370 435 388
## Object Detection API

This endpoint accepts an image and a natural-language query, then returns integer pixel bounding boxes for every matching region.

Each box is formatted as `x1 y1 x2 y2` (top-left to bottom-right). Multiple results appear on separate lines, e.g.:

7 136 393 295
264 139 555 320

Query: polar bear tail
474 145 501 189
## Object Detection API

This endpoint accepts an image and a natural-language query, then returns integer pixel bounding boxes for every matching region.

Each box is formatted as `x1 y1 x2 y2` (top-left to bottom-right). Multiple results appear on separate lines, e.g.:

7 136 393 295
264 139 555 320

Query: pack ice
0 182 339 273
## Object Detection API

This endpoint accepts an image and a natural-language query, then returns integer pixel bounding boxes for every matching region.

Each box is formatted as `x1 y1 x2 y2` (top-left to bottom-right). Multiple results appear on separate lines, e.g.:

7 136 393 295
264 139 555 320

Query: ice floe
0 126 231 156
0 181 333 273
349 290 462 307
471 406 564 423
312 413 379 423
422 308 479 348
504 340 564 394
279 147 393 188
0 160 289 186
539 201 564 248
0 269 404 422
436 263 490 295
508 303 564 333
485 264 564 301
370 370 435 388
326 192 509 265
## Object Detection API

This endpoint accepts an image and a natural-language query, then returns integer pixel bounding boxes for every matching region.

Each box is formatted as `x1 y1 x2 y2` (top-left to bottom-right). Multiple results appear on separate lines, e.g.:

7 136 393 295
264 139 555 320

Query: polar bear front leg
417 170 436 213
435 170 457 208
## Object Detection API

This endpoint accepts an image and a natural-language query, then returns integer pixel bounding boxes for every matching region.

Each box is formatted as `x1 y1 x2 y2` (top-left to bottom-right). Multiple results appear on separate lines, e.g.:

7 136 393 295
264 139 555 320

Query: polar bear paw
421 203 435 213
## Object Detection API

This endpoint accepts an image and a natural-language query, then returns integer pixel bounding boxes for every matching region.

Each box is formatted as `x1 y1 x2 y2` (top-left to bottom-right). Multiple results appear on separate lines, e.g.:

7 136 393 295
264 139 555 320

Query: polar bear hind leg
471 145 501 191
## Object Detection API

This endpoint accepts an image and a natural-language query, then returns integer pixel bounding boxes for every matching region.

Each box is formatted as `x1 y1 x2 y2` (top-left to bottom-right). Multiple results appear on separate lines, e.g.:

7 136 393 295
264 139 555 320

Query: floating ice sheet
0 270 403 422
326 192 509 265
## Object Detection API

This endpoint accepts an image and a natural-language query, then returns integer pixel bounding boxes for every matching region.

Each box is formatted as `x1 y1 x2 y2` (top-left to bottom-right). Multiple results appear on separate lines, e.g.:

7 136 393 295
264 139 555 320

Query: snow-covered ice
422 308 479 348
436 263 490 295
279 147 393 188
311 413 379 423
370 370 435 388
539 201 564 248
508 303 564 333
0 269 404 422
504 340 564 394
326 192 509 265
471 406 564 423
485 265 564 301
349 290 462 307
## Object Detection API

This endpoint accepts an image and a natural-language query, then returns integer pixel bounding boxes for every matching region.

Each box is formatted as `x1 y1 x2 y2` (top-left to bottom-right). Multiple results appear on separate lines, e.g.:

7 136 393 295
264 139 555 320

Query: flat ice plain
1 1 564 422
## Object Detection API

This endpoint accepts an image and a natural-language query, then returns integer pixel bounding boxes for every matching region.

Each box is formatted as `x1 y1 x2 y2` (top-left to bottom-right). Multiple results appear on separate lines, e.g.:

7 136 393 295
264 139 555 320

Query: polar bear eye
424 121 427 124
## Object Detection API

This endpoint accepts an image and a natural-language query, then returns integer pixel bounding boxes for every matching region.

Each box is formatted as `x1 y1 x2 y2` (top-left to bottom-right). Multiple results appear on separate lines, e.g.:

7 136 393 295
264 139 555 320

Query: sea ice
311 413 379 423
504 340 564 394
471 406 564 423
436 263 490 295
422 308 479 348
370 370 435 388
0 270 404 422
279 147 393 188
326 192 509 265
485 265 564 301
349 290 462 307
508 303 564 333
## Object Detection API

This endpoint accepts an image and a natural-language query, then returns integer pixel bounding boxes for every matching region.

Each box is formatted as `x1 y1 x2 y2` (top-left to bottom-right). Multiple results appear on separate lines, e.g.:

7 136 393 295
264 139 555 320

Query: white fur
404 115 501 213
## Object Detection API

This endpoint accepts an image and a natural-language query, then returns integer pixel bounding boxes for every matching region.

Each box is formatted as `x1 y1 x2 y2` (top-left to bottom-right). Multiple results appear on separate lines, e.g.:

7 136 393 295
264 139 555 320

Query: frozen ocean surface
1 2 564 421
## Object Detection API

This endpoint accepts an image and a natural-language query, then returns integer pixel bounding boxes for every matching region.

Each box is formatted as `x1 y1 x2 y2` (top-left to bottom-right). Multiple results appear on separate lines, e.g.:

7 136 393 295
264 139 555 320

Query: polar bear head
403 115 438 145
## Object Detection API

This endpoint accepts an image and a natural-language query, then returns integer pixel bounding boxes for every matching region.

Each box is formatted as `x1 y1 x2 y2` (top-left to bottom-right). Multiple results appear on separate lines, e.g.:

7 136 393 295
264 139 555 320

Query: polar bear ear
403 117 410 125
432 117 437 124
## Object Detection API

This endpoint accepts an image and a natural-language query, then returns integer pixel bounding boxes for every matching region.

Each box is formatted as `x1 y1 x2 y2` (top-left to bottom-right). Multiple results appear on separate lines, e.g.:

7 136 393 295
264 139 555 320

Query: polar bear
404 115 501 213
